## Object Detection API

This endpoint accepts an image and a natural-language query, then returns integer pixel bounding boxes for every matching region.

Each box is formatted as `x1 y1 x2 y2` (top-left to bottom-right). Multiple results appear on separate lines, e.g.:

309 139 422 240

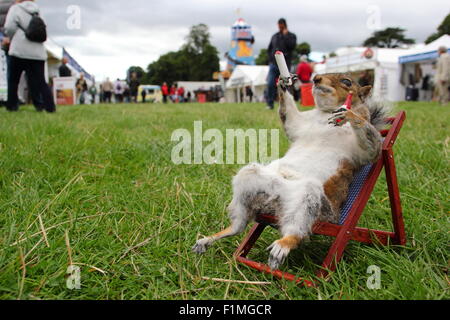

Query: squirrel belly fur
193 73 391 270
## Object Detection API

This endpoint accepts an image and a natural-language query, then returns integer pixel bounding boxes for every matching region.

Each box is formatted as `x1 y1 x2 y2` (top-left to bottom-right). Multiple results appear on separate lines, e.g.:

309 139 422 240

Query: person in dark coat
128 72 140 103
266 18 297 110
141 88 147 103
59 57 72 77
245 86 253 102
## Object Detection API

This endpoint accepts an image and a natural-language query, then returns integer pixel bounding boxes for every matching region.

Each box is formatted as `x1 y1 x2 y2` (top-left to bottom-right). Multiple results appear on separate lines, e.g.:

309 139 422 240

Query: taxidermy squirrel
193 73 390 270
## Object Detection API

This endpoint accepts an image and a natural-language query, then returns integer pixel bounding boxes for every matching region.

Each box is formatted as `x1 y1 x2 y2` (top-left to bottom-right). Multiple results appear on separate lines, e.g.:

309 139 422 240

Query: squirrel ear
359 86 372 101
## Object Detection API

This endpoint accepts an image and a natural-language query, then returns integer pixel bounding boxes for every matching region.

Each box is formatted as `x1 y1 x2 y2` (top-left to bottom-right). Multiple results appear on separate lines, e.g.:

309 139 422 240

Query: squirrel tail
366 97 393 131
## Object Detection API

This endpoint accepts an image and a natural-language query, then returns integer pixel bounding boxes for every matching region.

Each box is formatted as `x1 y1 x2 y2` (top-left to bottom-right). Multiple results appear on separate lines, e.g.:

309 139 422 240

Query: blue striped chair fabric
339 163 374 225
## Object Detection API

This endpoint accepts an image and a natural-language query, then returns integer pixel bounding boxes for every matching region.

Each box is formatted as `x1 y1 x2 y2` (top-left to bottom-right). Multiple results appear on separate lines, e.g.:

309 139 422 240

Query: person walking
123 83 130 103
296 55 313 102
161 82 169 103
98 83 104 103
436 46 450 105
245 86 254 102
102 77 113 103
88 84 97 104
177 86 185 103
141 88 146 103
114 78 124 103
58 57 71 77
266 18 297 110
170 84 177 103
4 0 55 112
75 73 88 105
128 72 140 103
296 55 313 84
186 91 192 103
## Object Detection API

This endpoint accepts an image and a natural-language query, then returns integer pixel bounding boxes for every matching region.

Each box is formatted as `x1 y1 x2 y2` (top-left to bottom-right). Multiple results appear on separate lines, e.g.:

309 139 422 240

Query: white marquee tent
225 65 269 103
316 48 409 101
398 35 450 101
399 35 450 64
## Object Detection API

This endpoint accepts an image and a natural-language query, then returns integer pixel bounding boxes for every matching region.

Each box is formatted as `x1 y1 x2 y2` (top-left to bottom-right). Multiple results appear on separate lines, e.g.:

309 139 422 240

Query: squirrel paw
278 74 298 91
328 108 349 127
267 241 290 270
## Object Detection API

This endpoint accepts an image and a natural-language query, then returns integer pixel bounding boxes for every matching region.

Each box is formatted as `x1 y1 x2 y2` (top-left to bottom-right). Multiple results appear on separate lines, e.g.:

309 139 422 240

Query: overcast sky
38 0 449 81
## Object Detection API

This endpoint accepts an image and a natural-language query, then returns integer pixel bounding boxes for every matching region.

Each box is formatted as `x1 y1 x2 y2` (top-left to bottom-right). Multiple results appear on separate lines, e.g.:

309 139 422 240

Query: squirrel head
312 73 372 112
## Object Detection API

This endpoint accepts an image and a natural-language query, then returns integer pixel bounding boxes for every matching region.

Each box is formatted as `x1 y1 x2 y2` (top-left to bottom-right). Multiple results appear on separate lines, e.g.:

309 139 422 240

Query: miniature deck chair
234 111 407 288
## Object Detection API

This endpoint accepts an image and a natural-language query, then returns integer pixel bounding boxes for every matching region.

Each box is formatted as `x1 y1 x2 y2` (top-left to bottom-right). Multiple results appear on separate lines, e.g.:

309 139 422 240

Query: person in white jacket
436 46 450 105
4 0 55 112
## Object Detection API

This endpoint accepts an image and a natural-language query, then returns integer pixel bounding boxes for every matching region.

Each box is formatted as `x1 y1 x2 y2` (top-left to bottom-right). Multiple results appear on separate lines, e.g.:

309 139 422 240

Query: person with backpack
114 78 124 103
4 0 55 112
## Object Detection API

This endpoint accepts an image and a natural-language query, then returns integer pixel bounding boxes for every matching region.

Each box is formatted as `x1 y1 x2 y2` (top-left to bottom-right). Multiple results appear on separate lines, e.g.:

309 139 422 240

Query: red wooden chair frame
234 111 407 288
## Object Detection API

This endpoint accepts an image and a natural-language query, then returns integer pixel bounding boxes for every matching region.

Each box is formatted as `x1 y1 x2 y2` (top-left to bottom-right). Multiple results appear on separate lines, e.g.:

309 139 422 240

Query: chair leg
316 225 354 278
234 222 317 287
384 149 407 246
234 223 267 258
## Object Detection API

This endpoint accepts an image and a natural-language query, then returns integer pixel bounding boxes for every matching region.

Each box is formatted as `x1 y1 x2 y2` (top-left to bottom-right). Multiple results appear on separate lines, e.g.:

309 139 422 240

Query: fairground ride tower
226 18 255 71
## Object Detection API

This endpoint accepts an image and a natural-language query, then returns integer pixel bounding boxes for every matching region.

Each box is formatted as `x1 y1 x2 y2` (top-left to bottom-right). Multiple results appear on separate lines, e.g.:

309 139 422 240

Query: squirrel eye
340 79 352 87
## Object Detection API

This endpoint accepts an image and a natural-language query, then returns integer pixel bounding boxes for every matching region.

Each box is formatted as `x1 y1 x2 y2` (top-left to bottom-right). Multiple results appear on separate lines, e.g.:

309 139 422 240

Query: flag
62 48 93 81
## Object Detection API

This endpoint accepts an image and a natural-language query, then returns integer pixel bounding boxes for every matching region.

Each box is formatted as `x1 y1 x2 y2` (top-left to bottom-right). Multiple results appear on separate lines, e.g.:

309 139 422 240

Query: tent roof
399 35 450 64
333 46 366 56
377 48 410 64
226 65 269 88
45 39 63 61
321 48 408 73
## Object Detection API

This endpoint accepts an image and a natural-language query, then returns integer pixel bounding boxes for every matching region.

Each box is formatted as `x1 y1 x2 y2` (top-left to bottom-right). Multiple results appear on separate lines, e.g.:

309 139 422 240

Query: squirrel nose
313 76 322 85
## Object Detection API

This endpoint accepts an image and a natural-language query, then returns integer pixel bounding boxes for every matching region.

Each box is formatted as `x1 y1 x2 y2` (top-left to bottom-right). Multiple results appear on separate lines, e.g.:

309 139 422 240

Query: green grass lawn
0 101 448 300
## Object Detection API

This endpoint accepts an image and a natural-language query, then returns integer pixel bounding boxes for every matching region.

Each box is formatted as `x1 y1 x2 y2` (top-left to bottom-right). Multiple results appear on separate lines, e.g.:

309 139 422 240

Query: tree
182 23 220 81
146 24 220 84
127 66 146 81
183 24 211 54
147 51 188 85
425 13 450 44
255 48 268 65
363 27 415 48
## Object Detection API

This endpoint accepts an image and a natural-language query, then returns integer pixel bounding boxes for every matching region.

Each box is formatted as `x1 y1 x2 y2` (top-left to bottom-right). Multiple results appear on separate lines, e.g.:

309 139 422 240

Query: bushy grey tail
366 98 393 131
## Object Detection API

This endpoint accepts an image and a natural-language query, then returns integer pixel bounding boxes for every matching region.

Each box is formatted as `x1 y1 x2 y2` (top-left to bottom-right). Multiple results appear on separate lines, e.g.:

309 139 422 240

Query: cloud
38 0 448 80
